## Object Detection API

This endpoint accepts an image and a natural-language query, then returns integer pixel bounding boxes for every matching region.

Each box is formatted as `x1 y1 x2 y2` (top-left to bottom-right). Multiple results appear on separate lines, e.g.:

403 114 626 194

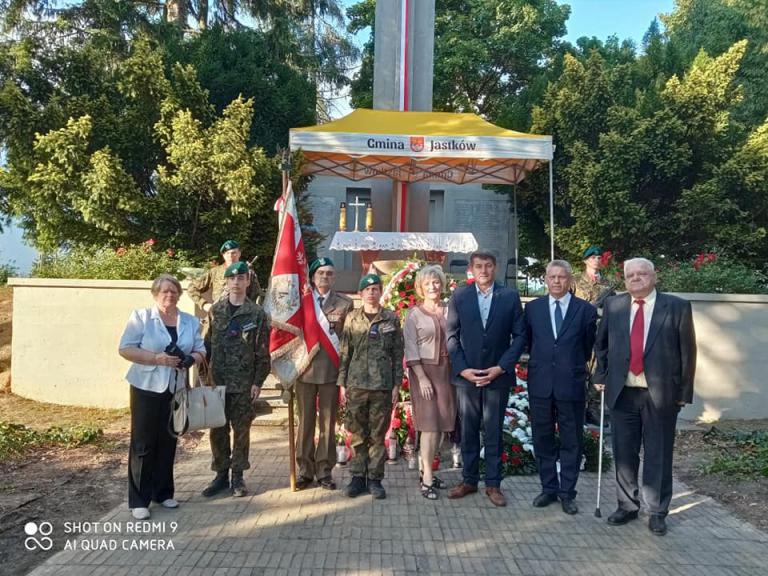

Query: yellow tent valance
289 109 552 185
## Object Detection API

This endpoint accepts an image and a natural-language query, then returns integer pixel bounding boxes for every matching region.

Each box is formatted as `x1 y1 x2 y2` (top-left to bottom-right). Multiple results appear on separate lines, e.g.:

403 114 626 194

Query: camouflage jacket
337 307 404 391
188 263 262 309
207 297 270 393
573 272 615 308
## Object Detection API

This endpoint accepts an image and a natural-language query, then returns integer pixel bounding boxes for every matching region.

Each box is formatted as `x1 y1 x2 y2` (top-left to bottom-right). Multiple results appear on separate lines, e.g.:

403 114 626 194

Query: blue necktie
554 300 563 337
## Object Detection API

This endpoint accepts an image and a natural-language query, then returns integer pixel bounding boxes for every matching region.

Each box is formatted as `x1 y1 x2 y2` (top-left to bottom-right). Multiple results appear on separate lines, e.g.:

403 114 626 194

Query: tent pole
549 160 554 261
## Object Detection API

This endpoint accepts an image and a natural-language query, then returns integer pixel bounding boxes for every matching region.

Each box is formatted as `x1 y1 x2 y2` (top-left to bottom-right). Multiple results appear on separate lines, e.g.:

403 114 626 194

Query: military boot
343 476 368 498
368 479 386 500
202 470 229 497
231 471 247 497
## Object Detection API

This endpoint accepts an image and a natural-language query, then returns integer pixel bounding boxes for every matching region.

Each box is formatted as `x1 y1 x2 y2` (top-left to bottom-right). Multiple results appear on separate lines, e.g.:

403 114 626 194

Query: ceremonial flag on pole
264 182 340 385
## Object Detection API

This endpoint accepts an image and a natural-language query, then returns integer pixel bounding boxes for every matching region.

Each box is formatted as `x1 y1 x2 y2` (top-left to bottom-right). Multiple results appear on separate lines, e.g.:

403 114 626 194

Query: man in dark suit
447 250 526 507
295 257 353 491
594 257 696 535
524 260 597 515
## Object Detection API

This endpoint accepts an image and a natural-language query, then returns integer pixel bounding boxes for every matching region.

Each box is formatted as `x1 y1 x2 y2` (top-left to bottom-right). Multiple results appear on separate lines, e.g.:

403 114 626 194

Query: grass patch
0 421 105 460
701 427 768 478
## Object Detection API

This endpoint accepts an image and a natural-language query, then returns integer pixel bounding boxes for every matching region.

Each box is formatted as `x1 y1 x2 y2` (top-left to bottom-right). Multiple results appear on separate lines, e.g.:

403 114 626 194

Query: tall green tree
0 0 315 270
348 0 569 117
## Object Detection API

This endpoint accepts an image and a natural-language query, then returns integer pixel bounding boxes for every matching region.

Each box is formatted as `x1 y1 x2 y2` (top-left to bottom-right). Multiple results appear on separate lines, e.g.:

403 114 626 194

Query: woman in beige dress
404 265 457 499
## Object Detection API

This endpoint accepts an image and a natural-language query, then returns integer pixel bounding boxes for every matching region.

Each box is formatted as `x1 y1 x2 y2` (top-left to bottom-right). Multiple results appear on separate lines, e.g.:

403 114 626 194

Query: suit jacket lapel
616 294 632 354
556 298 578 341
484 284 501 331
644 294 668 356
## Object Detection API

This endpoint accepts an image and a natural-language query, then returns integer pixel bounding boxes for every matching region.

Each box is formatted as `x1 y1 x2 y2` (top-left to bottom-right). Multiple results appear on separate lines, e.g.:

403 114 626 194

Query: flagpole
281 150 298 493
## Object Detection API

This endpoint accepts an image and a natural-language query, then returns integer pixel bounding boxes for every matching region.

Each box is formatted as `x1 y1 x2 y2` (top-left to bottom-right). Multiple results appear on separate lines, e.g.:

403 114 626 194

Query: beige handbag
171 359 226 436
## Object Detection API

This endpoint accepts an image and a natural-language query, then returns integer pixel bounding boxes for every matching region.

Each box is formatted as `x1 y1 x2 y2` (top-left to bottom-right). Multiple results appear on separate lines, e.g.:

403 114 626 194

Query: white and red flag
264 182 340 385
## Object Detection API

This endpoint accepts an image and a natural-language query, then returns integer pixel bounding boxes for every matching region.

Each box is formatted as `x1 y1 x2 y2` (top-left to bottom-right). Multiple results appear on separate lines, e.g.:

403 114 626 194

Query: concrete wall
676 293 768 422
9 280 768 419
8 278 199 409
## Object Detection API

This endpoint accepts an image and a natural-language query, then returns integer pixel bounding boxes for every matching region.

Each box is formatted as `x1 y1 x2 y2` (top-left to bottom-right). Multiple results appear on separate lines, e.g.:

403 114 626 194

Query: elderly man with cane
593 258 696 535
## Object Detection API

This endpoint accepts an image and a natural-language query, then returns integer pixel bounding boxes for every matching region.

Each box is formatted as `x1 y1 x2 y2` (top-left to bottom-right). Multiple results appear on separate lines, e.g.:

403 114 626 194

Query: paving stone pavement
28 427 768 576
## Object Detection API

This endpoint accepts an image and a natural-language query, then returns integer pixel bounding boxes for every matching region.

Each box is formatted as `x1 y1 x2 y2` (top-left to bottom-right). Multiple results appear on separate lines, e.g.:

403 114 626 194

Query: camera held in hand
165 343 195 369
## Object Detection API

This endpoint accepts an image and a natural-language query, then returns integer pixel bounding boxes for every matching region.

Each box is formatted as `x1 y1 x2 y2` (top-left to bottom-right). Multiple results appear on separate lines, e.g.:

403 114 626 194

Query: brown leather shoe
485 487 507 507
448 483 478 499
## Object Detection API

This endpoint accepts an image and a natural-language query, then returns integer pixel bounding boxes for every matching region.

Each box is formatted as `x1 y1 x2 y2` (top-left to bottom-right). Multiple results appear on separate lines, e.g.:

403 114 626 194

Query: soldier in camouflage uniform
573 246 616 425
337 274 404 500
202 261 270 498
188 240 262 353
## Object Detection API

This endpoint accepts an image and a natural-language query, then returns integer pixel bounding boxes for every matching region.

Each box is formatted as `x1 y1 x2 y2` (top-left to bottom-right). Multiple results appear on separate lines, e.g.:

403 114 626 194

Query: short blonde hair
414 265 446 299
151 274 182 296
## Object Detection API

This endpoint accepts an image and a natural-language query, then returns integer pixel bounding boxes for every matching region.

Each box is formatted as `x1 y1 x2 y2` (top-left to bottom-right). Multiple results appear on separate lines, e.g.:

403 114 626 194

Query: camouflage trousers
346 388 392 481
210 392 255 473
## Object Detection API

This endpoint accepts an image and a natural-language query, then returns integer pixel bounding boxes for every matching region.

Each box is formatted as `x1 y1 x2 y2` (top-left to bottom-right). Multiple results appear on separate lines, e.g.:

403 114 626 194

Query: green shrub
32 240 194 281
657 253 768 294
0 262 17 284
0 421 105 460
702 427 768 478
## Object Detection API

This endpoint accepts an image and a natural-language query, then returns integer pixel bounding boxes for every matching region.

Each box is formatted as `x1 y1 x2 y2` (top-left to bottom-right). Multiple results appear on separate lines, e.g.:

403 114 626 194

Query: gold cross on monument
349 196 366 232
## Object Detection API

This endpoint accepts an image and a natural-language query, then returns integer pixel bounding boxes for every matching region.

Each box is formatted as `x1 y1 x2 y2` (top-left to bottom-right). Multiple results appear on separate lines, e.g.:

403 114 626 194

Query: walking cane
594 387 605 518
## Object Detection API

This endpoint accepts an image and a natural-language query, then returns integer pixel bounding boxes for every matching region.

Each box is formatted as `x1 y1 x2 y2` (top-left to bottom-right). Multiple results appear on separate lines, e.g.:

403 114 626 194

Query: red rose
166 249 175 257
401 379 409 391
514 386 526 394
511 457 522 466
511 444 522 453
591 430 599 439
391 418 402 429
399 291 406 297
145 238 156 246
501 452 509 463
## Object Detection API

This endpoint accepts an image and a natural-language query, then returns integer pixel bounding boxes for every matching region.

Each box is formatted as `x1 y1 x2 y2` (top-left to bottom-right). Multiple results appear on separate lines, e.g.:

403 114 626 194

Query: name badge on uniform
380 322 396 334
368 323 380 340
241 322 257 332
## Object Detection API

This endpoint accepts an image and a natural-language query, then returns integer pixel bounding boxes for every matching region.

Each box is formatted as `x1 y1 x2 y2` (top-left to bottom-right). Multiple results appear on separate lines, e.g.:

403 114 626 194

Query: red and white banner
264 182 340 385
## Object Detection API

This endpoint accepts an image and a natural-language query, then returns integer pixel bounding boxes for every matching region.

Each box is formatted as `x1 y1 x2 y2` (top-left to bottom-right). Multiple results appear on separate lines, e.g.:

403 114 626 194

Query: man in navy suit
594 258 696 535
446 250 526 507
524 260 597 515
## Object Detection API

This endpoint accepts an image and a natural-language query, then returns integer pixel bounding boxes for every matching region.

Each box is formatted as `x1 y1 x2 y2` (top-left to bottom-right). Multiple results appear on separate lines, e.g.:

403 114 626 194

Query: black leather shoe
532 492 558 508
368 479 386 500
561 499 578 515
295 476 314 491
231 472 247 497
607 508 639 525
343 476 368 498
318 477 336 490
202 471 229 497
649 515 667 536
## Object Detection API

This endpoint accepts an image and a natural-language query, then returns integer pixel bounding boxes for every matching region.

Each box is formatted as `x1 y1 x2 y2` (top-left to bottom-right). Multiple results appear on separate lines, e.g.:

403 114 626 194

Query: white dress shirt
476 283 494 328
119 306 206 393
548 292 572 339
626 289 657 388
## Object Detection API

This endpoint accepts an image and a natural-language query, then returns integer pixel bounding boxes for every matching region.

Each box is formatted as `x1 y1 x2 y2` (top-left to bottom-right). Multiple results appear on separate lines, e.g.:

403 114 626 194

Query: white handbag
171 359 226 436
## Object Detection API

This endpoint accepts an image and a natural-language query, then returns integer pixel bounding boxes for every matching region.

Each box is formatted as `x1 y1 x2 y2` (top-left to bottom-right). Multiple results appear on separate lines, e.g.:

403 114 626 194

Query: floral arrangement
381 260 421 320
500 364 537 475
598 250 624 284
582 428 612 472
389 401 416 449
658 252 767 294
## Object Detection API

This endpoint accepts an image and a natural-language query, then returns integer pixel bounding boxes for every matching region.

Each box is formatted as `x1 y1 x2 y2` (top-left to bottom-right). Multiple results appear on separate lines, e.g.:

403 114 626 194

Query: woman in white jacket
119 274 206 520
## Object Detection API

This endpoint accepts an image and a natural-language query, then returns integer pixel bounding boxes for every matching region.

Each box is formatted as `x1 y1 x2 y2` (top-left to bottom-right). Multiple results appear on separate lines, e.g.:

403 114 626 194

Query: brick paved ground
28 427 768 576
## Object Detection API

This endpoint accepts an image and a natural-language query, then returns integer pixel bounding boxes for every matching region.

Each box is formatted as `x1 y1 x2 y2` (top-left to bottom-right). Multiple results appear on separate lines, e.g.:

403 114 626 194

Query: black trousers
611 387 679 516
128 386 177 508
530 395 585 500
456 385 509 488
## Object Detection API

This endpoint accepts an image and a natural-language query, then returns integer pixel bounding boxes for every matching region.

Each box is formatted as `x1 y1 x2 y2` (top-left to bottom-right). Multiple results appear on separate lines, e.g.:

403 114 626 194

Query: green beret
220 240 240 253
358 273 382 291
309 257 334 277
582 245 603 259
224 261 249 278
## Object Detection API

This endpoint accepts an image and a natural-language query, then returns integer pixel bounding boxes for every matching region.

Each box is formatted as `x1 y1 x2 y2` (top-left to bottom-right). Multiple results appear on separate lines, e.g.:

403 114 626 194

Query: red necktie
629 299 645 375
